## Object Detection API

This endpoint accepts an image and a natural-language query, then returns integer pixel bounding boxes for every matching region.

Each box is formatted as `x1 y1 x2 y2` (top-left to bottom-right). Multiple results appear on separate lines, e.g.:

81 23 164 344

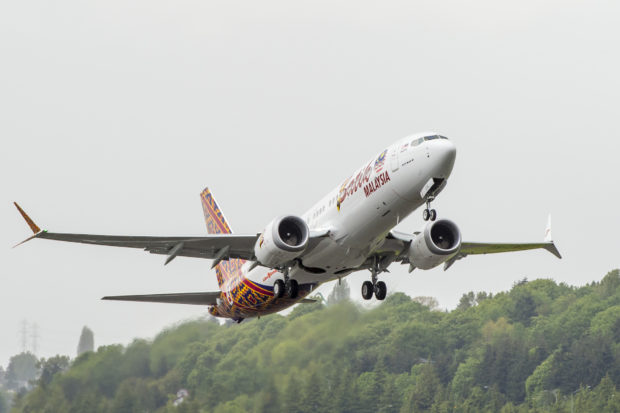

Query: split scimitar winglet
13 202 43 248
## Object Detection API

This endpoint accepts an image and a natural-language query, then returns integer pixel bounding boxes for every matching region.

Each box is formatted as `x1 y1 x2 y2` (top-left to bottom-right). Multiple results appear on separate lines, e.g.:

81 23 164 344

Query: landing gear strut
361 256 387 301
422 197 437 221
278 267 298 299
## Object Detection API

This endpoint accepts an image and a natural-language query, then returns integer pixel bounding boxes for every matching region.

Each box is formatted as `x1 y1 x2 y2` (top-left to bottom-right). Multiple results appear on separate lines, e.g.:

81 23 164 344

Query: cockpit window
411 137 424 146
424 135 440 141
439 135 448 140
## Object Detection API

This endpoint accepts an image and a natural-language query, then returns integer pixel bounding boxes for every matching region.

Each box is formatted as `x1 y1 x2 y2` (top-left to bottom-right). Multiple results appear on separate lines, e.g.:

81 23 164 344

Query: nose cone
433 139 457 178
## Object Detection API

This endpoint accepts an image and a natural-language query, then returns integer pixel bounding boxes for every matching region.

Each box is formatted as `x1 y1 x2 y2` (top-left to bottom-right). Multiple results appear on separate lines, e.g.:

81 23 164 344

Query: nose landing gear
361 257 387 301
422 197 437 221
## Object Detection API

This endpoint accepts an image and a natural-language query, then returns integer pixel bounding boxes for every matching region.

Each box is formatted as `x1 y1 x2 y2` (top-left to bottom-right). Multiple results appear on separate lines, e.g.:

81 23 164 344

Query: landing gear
279 267 299 299
422 197 437 221
361 257 388 300
362 281 374 300
273 279 284 298
375 281 387 300
285 279 299 299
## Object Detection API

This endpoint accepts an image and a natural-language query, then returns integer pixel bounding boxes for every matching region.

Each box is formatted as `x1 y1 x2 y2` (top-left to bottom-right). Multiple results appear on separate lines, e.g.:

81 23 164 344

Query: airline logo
363 171 391 197
374 150 387 173
337 149 391 210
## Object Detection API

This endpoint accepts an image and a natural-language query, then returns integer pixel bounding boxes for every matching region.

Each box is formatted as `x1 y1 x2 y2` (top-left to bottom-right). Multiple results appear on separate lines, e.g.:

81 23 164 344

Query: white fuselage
240 132 457 289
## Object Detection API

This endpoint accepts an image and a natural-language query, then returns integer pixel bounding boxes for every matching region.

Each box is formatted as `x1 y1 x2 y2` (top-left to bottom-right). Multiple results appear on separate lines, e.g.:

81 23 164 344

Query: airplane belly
301 237 367 272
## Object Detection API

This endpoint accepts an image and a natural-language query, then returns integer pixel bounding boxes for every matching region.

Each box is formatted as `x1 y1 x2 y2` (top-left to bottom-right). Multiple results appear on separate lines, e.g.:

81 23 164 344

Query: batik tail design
200 188 244 289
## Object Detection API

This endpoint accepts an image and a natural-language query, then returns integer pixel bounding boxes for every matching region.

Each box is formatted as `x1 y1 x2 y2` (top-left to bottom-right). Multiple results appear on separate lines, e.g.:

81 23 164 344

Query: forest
7 269 620 412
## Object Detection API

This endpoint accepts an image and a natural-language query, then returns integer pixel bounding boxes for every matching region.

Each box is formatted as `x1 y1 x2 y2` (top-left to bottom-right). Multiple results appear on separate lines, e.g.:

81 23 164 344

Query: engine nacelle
408 219 461 270
254 215 310 268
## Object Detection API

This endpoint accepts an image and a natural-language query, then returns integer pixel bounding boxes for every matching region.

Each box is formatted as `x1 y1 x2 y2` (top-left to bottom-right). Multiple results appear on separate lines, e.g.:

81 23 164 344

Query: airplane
14 132 561 323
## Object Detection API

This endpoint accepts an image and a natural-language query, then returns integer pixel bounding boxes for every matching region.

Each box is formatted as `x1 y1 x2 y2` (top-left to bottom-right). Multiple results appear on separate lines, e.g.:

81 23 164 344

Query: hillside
11 270 620 413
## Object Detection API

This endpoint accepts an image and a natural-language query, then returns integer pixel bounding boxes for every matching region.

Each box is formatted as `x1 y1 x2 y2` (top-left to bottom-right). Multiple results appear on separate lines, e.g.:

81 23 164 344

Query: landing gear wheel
375 281 387 300
284 279 299 299
273 279 285 299
361 281 374 300
429 209 437 221
423 209 430 221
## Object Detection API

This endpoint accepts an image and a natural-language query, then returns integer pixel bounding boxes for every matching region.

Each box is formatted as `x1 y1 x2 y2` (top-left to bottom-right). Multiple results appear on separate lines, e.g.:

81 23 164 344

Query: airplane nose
434 140 456 177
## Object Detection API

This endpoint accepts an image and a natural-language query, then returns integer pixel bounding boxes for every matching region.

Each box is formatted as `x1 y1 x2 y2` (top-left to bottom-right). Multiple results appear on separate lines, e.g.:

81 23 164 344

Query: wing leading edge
13 202 330 265
380 216 561 271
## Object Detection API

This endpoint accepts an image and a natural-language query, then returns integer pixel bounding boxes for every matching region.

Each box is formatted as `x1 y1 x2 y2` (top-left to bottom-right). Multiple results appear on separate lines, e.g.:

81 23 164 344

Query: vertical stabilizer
200 188 244 289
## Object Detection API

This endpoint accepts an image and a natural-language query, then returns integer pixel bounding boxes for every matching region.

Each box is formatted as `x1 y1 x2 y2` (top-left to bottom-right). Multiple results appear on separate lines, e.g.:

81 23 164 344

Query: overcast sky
1 0 619 366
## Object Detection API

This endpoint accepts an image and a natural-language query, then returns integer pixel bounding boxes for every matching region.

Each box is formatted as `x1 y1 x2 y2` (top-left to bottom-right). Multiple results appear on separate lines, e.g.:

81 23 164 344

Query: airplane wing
102 292 221 305
370 216 561 272
13 203 329 266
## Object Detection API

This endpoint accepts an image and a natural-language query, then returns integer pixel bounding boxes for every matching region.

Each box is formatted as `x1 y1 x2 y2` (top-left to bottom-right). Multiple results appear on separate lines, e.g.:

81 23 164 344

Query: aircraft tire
273 280 285 299
375 281 387 300
423 209 430 221
361 281 374 300
430 209 437 221
285 279 299 299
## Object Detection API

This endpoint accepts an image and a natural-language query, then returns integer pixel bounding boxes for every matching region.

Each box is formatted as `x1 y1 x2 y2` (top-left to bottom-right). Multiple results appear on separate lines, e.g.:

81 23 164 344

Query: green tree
300 370 324 413
9 268 620 413
5 352 38 390
509 288 537 326
406 363 441 412
0 391 8 413
38 355 70 388
255 377 281 413
283 375 302 413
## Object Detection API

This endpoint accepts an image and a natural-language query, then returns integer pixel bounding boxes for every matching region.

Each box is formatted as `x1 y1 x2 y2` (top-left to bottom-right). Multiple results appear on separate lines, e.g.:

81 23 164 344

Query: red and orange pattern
201 188 312 319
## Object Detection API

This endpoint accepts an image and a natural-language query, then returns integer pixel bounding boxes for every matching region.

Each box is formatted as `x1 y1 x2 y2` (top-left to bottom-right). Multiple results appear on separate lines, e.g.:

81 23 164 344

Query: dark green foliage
10 269 620 413
38 355 70 388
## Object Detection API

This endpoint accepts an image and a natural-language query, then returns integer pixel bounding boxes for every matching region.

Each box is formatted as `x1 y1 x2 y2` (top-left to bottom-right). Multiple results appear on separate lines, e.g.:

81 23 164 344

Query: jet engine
408 219 461 270
254 215 310 268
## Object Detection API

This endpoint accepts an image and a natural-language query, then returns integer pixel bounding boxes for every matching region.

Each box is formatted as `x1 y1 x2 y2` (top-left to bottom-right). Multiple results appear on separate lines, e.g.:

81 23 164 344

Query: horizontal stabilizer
102 292 221 306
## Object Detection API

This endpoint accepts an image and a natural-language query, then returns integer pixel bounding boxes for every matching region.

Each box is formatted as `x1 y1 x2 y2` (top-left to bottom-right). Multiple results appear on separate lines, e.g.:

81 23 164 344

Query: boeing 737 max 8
14 132 561 322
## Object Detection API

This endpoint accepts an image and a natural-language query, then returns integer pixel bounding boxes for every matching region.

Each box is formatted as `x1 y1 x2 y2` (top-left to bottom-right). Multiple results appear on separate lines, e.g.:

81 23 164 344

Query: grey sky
1 0 618 366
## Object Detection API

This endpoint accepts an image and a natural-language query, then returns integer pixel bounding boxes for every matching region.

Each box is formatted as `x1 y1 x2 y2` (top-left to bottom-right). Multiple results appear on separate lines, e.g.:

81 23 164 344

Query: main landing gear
362 257 387 301
273 267 299 299
422 197 437 221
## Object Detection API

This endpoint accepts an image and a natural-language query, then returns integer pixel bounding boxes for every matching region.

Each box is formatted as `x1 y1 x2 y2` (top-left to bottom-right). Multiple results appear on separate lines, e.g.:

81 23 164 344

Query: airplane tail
200 188 245 289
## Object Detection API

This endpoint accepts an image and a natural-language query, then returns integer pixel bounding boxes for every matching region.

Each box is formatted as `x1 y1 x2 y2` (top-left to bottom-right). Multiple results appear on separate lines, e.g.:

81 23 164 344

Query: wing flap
102 292 221 305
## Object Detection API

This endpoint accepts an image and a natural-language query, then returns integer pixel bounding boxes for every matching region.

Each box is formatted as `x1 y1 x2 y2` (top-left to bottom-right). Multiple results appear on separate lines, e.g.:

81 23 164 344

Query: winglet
543 242 562 259
14 202 41 234
13 202 42 248
543 215 562 259
544 214 553 242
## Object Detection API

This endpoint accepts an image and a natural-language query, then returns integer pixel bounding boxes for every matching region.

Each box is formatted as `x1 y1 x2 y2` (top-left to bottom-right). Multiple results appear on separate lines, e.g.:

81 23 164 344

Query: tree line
9 270 620 412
